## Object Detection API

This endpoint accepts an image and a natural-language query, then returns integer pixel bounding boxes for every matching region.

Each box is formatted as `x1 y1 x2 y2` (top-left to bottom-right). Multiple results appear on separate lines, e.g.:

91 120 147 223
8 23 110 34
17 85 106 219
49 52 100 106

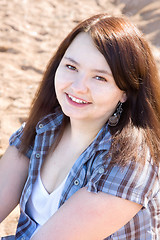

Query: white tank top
26 172 68 232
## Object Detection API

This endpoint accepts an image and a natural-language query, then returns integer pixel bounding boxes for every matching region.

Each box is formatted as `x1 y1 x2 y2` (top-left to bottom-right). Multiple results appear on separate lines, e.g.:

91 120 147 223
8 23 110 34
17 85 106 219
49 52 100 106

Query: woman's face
55 32 126 127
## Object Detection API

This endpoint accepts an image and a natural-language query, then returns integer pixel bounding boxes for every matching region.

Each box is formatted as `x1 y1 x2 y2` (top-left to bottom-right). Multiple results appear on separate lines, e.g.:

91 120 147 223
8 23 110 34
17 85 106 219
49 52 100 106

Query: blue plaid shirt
3 108 160 239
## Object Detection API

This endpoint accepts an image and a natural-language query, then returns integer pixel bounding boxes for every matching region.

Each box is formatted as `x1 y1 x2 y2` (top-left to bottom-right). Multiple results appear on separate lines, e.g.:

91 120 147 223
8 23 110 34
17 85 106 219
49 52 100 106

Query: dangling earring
108 102 123 127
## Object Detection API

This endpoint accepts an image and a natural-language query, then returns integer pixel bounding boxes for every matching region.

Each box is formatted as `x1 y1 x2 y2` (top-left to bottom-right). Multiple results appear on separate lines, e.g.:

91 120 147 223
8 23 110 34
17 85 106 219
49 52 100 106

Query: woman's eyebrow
93 69 112 76
64 56 112 77
64 57 80 66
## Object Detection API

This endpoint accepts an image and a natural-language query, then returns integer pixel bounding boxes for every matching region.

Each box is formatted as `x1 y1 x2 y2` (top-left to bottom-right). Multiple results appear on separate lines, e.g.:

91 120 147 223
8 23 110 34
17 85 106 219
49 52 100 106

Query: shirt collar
36 107 64 134
85 122 111 155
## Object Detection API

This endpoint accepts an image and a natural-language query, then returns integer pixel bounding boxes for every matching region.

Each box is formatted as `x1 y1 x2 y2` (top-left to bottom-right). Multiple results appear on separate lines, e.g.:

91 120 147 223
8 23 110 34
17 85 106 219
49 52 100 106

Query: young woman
0 13 160 239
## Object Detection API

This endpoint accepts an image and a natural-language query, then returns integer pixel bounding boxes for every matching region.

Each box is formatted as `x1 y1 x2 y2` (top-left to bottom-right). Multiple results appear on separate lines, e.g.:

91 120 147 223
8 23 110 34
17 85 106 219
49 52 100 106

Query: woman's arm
0 145 29 222
31 187 142 240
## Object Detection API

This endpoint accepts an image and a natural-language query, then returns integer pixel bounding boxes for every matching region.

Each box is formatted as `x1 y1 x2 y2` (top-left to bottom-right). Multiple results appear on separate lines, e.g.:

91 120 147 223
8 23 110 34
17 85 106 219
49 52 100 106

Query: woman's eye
66 64 77 71
95 76 107 82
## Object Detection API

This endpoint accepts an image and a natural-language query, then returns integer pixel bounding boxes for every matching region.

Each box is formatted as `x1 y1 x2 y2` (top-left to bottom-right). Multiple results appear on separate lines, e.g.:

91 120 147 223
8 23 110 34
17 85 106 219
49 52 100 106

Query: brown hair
20 14 160 165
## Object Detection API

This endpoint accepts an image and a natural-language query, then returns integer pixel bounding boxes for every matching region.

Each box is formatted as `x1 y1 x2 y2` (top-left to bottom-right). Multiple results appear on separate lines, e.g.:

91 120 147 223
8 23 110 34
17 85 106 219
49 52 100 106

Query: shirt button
74 179 80 186
39 123 43 129
36 153 40 159
21 237 26 240
98 166 105 174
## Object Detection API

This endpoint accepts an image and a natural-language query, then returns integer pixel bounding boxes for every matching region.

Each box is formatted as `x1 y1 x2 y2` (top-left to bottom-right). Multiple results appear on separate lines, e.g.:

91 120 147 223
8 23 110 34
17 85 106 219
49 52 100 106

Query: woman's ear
120 92 127 103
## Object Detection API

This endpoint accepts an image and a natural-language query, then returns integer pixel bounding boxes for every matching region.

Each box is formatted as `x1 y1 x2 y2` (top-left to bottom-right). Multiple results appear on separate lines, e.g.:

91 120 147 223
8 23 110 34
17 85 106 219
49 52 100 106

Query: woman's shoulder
87 146 160 207
36 107 64 132
8 107 63 158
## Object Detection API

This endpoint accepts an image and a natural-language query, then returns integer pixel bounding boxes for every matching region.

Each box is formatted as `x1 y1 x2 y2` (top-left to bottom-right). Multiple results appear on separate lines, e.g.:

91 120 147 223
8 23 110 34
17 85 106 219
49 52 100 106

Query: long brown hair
20 14 160 165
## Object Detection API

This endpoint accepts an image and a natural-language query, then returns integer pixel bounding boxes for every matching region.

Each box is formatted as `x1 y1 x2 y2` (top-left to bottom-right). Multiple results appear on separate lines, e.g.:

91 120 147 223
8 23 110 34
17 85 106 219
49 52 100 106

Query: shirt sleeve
86 152 159 208
9 123 33 159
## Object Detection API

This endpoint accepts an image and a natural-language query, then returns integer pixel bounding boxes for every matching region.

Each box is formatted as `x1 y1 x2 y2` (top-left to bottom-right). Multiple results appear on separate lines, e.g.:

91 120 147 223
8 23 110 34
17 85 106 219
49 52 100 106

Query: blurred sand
0 0 160 236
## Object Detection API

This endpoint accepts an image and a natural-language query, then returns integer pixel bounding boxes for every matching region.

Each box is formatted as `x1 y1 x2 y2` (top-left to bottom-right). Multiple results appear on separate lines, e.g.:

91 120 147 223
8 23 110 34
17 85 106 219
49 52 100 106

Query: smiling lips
66 93 91 105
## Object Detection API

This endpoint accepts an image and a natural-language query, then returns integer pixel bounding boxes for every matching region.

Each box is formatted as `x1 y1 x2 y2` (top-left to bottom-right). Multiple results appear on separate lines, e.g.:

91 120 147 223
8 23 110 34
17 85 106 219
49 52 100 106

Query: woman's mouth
66 93 91 106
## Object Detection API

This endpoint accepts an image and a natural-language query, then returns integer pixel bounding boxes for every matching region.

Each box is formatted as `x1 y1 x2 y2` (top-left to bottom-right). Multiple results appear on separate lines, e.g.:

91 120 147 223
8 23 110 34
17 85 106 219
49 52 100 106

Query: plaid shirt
3 108 160 240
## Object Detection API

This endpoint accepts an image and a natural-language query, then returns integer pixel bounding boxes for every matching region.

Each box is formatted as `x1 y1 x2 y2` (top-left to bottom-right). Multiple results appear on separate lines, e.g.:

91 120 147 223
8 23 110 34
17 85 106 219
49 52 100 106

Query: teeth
68 94 88 104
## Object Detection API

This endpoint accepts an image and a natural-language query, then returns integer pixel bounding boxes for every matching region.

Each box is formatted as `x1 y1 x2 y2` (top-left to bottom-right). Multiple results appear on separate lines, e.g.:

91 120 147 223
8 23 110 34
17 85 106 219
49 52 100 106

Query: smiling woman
54 32 126 127
0 13 160 240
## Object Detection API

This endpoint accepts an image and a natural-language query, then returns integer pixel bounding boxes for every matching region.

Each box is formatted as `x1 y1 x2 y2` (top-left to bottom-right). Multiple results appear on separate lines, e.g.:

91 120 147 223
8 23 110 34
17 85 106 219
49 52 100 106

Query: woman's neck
66 119 104 151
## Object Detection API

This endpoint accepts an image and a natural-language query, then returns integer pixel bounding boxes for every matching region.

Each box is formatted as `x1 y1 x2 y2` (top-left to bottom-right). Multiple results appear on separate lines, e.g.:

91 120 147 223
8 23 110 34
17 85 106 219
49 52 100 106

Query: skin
0 146 29 223
0 32 141 239
54 32 127 133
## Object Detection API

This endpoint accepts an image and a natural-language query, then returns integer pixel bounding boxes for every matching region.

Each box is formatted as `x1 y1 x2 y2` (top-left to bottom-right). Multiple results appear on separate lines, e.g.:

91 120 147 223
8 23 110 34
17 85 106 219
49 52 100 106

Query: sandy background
0 0 160 236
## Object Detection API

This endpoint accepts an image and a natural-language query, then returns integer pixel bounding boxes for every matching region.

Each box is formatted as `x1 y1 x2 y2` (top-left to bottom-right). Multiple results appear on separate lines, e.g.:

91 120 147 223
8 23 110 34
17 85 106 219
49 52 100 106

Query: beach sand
0 0 160 236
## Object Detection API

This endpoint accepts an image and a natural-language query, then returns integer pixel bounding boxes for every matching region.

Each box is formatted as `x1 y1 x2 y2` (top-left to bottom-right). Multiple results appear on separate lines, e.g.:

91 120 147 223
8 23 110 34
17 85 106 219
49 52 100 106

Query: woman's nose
71 73 88 93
